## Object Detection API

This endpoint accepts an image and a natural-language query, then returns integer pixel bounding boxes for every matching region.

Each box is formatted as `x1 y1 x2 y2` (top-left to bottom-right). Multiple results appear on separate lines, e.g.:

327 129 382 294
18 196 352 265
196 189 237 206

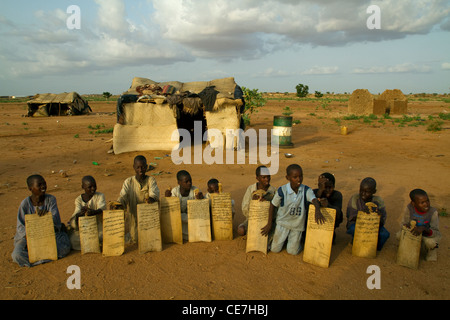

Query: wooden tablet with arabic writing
303 207 336 268
79 215 101 254
246 200 270 254
160 197 183 244
102 210 125 257
187 199 212 243
397 221 422 269
137 203 162 254
25 213 58 263
211 192 233 241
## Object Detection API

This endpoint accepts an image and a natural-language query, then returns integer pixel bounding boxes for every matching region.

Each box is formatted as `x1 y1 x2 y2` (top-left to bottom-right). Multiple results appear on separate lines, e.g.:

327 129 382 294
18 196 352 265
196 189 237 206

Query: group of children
12 155 441 267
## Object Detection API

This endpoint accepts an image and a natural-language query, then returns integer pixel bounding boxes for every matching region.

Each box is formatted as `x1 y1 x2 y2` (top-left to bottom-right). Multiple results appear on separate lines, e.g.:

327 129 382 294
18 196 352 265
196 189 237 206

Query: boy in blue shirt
262 164 324 255
12 175 71 267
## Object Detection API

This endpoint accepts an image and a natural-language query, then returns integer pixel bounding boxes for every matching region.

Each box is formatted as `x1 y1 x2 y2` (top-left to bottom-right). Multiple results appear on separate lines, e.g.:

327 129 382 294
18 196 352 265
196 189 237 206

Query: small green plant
282 106 293 116
363 116 373 124
293 119 301 125
438 112 450 120
439 208 448 217
88 124 106 130
342 114 362 120
74 134 79 138
427 120 443 132
320 100 331 111
314 91 323 98
95 128 114 134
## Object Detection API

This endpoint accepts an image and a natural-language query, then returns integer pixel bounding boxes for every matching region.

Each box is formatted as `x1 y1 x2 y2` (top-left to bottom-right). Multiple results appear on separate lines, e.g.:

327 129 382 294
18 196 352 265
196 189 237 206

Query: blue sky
0 0 449 96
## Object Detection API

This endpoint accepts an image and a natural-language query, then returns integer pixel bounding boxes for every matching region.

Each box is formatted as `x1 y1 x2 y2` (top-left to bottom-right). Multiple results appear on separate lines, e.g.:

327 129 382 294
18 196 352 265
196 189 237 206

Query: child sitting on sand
205 178 235 217
346 177 390 251
115 155 160 244
238 166 277 237
165 170 203 241
397 189 441 261
12 175 71 267
313 172 343 243
68 176 106 250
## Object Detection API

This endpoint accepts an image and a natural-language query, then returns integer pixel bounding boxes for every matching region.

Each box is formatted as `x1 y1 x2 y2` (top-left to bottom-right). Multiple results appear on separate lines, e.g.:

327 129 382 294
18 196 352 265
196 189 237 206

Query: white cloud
0 0 193 77
254 68 296 78
1 0 449 79
352 63 432 74
302 66 339 75
94 0 130 33
152 0 450 54
442 62 450 70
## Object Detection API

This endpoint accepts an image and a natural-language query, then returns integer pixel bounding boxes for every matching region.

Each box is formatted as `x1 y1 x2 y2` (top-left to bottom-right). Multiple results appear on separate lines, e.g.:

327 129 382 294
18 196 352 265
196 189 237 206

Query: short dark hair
256 165 269 176
286 164 302 176
177 170 191 181
27 174 45 187
321 172 335 186
360 177 376 190
82 175 96 185
207 178 219 186
409 189 428 201
134 155 147 164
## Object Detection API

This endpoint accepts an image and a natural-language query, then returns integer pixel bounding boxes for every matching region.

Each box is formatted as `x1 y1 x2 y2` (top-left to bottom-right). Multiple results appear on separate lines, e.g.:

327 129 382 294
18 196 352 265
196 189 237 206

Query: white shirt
271 183 316 231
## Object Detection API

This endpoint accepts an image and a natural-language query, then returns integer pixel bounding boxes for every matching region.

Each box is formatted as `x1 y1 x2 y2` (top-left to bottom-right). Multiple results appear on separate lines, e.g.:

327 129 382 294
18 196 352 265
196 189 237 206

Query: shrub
296 84 309 98
427 120 443 132
242 87 267 126
103 92 112 100
282 106 293 116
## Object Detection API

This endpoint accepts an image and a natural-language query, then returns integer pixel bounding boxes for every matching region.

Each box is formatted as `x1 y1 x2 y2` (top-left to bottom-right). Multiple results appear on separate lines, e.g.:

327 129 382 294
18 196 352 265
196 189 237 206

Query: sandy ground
0 97 449 301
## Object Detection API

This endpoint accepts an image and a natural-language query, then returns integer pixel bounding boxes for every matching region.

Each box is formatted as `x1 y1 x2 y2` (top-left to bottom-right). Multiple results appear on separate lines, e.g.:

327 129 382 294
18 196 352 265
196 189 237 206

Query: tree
315 91 323 98
242 87 267 126
296 84 309 98
103 92 112 100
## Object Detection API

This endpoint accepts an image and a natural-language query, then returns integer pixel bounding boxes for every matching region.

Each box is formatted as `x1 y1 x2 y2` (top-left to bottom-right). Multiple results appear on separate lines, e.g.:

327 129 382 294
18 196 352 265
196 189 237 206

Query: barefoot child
68 176 106 250
12 175 70 267
238 166 277 236
398 189 441 261
165 170 203 241
262 164 325 255
116 155 160 243
346 177 390 251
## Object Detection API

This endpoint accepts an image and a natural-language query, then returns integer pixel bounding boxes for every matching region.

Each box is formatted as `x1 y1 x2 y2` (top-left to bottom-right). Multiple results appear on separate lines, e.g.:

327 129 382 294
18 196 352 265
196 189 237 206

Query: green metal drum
273 116 294 148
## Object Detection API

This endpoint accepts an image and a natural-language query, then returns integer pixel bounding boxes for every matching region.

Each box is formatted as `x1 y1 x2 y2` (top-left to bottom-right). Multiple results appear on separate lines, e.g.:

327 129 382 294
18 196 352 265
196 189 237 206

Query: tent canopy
27 92 91 117
124 76 239 100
